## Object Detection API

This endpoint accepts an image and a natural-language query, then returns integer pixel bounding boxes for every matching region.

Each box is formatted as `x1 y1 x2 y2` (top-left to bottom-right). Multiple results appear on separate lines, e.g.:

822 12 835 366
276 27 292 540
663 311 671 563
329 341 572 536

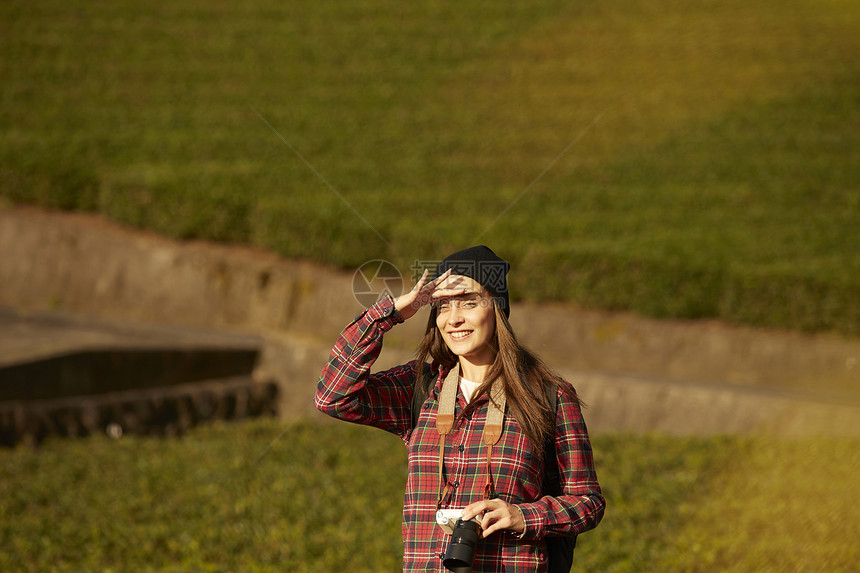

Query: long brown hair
414 297 579 458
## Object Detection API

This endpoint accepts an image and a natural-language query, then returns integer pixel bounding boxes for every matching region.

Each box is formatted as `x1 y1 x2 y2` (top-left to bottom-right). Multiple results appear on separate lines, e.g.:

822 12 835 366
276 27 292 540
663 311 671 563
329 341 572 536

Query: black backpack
410 365 576 573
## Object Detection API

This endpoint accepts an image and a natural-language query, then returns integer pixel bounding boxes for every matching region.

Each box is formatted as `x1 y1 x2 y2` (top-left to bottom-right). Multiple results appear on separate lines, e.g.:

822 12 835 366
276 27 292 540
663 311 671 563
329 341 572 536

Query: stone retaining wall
2 206 858 435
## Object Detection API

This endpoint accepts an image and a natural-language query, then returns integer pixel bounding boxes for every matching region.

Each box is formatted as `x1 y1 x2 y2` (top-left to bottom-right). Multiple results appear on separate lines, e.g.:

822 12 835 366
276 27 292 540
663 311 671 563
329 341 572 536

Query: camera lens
442 518 481 571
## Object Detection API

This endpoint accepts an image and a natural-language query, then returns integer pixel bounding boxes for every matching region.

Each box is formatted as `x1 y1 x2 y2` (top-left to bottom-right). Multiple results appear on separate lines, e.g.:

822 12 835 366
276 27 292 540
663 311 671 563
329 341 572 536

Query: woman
315 246 604 572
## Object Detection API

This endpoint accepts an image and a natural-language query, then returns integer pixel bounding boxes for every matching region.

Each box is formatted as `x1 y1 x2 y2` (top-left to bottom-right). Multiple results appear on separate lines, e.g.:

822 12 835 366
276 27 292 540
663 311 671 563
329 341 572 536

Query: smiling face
435 275 497 368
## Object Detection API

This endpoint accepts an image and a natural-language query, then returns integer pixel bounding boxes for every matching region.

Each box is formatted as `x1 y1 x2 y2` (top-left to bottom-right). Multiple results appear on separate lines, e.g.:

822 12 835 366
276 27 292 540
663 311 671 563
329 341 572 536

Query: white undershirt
459 376 481 404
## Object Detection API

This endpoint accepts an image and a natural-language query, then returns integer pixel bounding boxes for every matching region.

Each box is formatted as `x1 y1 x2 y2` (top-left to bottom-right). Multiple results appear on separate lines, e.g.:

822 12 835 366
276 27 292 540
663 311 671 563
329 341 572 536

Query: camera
436 509 481 572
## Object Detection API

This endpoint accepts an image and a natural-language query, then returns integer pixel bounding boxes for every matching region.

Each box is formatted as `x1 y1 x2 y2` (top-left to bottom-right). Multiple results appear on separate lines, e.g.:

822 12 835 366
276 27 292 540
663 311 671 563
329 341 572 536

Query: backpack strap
542 384 561 496
410 362 434 430
542 383 577 572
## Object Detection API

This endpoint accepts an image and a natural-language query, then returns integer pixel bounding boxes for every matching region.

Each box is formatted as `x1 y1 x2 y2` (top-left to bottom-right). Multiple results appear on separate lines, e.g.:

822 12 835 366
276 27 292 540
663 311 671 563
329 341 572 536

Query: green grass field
1 0 858 335
1 418 857 572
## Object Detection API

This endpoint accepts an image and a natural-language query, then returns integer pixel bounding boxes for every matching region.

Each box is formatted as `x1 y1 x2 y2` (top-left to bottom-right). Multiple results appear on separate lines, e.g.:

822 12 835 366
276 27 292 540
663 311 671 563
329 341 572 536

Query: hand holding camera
462 498 525 538
436 500 525 572
436 509 482 572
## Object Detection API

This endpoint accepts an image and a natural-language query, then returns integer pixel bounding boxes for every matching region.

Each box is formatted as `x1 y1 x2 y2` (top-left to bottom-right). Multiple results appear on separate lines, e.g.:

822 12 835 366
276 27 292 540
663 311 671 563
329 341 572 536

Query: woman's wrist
512 505 527 539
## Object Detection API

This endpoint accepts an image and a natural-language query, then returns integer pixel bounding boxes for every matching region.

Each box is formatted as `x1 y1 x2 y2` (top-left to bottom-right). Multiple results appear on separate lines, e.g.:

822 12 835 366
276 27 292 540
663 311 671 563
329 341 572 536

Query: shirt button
453 480 459 488
458 444 465 453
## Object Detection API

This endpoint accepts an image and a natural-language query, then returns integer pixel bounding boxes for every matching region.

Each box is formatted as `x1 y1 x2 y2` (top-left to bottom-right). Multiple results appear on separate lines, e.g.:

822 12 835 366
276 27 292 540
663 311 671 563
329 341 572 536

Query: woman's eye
462 301 477 308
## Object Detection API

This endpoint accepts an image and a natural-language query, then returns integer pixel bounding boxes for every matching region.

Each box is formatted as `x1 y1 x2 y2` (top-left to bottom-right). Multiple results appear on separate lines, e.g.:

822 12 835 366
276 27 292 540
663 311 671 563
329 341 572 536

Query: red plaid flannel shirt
315 297 605 572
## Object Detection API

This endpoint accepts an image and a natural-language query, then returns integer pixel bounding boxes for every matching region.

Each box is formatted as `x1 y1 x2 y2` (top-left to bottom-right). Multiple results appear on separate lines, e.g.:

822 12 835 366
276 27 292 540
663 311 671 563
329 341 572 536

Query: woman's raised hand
393 268 465 321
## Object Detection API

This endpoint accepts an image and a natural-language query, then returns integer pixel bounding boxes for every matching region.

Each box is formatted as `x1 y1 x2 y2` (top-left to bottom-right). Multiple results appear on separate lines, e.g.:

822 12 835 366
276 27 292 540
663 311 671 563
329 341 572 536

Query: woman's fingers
415 269 465 305
394 270 429 318
425 268 453 291
394 268 454 318
393 268 471 318
430 288 467 300
411 268 430 292
462 499 524 538
428 270 469 298
411 269 444 308
480 508 513 537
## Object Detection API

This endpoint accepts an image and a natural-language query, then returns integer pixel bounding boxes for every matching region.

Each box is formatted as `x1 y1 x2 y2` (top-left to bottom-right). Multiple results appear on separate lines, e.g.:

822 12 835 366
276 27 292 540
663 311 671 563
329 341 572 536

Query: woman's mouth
448 330 473 340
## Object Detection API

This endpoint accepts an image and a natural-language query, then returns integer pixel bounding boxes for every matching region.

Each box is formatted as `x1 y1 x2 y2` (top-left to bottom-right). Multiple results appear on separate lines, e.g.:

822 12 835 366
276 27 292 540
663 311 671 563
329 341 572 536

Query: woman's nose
447 306 464 324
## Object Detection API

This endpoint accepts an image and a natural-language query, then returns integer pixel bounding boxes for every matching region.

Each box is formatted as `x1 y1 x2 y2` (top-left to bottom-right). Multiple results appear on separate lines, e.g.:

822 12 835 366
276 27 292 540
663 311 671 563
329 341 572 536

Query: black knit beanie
433 245 511 318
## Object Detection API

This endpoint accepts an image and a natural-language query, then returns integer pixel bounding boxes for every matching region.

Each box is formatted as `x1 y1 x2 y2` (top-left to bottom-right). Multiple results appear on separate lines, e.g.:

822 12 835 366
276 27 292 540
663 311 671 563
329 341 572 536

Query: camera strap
482 381 506 499
434 366 506 510
435 368 458 511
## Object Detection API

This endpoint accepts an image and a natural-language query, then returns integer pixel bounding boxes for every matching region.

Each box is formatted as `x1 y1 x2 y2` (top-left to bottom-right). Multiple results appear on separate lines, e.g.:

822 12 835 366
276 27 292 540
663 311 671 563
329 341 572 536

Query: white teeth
449 331 472 340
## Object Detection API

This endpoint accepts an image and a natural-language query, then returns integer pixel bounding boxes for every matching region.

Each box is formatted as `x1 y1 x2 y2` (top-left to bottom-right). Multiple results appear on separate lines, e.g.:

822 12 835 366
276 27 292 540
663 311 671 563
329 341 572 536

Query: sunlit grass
1 418 857 572
1 0 858 334
656 436 859 571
